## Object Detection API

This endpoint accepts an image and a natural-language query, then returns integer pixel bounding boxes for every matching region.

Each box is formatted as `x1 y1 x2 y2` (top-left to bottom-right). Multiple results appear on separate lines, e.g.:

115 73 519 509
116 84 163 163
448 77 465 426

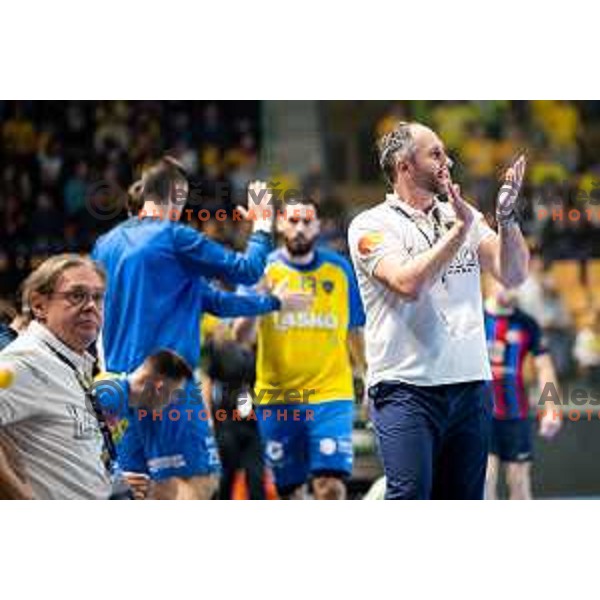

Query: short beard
410 163 446 195
285 237 314 257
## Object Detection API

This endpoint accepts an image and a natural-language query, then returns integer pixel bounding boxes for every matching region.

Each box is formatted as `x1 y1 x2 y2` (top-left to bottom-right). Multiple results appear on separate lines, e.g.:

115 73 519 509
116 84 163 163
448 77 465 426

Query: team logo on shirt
357 232 383 256
67 404 100 440
319 438 337 456
446 247 478 276
322 280 335 294
266 441 284 462
275 311 338 330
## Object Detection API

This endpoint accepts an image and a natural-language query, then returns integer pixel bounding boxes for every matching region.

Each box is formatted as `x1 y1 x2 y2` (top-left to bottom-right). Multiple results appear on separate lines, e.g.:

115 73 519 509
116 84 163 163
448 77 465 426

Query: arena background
1 100 599 498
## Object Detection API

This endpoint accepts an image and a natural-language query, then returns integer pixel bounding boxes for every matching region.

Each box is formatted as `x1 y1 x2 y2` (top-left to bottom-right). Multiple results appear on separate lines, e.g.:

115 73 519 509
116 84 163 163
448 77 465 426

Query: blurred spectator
2 104 36 157
301 161 333 205
94 112 130 154
1 195 28 245
0 300 18 351
229 150 259 198
171 138 199 176
431 100 480 151
531 100 580 169
573 310 600 385
199 103 226 148
515 251 546 318
29 193 62 244
63 160 89 217
37 139 64 188
460 123 496 211
63 102 90 148
539 274 575 378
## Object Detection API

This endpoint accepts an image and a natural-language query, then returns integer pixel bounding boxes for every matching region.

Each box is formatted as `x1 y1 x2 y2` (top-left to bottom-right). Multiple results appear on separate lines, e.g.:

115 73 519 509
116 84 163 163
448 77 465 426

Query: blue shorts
255 401 354 492
490 418 533 463
369 380 492 500
115 381 221 481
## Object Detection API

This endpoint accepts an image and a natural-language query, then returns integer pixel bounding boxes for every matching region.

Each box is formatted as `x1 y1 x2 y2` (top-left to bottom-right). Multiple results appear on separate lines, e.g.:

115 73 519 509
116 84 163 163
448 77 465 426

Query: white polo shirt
348 193 495 387
0 321 111 499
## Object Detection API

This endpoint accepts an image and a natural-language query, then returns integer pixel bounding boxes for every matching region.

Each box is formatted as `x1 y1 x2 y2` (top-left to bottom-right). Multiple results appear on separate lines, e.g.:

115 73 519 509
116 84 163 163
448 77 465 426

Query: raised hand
237 180 274 234
445 180 475 232
496 154 526 226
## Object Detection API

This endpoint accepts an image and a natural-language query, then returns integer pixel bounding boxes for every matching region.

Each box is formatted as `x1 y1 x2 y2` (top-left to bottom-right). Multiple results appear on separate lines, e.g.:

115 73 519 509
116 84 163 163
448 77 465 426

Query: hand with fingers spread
271 278 314 312
237 180 274 234
496 154 526 227
445 180 475 232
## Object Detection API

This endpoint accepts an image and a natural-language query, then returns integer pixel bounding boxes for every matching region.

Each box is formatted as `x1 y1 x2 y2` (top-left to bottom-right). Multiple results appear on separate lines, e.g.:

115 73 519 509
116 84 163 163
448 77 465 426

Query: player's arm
202 285 280 318
348 328 366 380
0 434 34 499
232 316 258 346
202 280 312 319
348 328 368 414
373 186 472 301
478 156 530 288
0 362 37 499
534 353 562 439
172 182 275 286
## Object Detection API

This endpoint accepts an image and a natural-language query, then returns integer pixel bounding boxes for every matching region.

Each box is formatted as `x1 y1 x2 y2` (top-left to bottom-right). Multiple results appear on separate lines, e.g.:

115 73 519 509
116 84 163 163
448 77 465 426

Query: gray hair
21 254 106 320
377 121 417 188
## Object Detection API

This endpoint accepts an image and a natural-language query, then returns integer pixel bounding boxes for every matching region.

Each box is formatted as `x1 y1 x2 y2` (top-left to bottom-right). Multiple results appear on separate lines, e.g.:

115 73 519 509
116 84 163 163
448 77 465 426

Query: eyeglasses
51 288 105 308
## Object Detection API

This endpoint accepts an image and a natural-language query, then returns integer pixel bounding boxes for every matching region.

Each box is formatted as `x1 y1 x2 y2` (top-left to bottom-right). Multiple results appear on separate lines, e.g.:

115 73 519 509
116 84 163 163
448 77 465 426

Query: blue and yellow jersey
254 248 365 404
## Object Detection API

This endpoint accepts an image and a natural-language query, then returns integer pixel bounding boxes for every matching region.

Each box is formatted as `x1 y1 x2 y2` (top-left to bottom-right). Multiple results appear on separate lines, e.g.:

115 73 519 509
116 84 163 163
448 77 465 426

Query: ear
398 159 410 172
29 291 48 322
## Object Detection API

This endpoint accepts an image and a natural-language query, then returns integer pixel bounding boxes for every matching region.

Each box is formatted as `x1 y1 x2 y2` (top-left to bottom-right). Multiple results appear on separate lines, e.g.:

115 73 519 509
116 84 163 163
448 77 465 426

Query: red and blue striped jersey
484 308 548 420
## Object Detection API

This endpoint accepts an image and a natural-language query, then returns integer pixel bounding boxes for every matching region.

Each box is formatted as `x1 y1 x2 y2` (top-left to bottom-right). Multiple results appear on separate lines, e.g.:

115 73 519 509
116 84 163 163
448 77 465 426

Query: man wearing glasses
0 254 111 499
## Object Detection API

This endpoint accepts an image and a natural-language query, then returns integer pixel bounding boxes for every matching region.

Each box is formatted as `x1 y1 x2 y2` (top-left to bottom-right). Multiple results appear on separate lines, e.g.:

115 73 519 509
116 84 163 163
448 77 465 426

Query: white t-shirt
0 322 111 499
348 194 495 387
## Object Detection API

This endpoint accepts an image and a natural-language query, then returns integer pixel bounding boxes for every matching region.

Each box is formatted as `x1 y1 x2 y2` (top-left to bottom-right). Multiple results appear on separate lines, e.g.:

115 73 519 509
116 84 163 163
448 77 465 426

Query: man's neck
392 184 435 214
282 246 316 266
45 325 87 356
141 199 177 218
57 335 87 356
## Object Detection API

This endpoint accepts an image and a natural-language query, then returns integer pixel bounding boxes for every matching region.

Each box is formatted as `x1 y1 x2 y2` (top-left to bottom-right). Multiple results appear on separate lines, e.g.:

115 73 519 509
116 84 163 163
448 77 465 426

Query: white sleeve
0 358 40 426
348 215 411 277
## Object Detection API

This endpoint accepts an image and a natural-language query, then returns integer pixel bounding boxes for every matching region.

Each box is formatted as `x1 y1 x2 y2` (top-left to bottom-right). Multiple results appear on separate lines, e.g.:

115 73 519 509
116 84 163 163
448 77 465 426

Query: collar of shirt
385 193 442 225
26 321 96 380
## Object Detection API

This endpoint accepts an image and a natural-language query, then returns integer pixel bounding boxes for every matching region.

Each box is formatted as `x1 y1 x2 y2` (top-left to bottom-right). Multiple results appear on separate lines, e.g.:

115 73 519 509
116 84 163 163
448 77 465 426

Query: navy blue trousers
369 380 492 500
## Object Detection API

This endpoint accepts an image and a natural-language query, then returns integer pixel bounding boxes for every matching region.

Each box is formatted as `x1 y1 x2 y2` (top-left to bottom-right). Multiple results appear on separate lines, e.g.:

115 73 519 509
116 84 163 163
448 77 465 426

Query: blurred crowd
0 100 262 295
375 101 600 259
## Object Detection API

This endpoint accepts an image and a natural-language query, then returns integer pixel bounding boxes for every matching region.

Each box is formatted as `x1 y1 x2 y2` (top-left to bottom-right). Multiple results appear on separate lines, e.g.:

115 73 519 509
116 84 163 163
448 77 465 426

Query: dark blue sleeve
172 224 273 285
337 254 366 329
201 283 280 318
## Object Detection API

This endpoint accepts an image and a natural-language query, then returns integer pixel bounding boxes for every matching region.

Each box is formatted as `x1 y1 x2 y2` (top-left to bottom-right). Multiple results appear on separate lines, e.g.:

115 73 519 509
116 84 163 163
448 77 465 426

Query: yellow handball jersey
253 248 365 404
